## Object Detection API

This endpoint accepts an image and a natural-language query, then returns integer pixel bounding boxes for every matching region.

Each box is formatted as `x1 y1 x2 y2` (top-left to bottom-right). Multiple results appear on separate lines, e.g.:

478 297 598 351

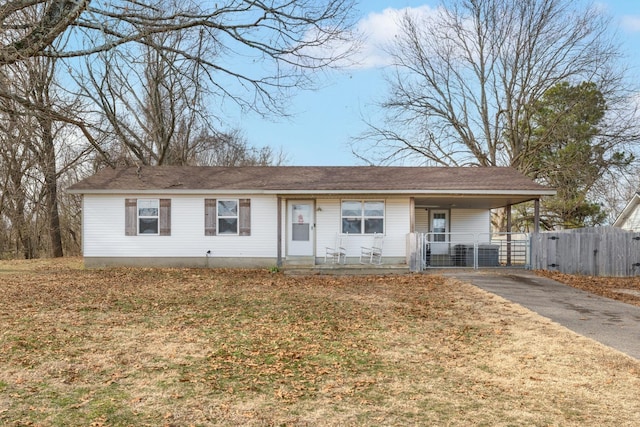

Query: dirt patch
0 258 638 426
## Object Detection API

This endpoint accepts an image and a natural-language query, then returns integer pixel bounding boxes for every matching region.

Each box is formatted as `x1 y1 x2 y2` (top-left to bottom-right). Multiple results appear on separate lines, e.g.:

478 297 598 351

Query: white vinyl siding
315 198 342 254
315 197 409 259
415 208 429 233
450 209 491 243
619 207 640 231
82 194 493 264
83 194 275 258
384 198 410 256
614 194 640 231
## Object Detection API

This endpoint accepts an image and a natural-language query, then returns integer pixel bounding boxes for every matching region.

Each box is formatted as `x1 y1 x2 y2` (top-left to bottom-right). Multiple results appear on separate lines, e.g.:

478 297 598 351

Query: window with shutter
204 198 250 236
125 198 171 236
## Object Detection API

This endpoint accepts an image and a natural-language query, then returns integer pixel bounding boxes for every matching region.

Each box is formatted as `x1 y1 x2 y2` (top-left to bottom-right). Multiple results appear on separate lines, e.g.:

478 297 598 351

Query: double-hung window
125 198 171 236
205 198 251 236
341 200 385 234
138 199 159 234
217 200 239 235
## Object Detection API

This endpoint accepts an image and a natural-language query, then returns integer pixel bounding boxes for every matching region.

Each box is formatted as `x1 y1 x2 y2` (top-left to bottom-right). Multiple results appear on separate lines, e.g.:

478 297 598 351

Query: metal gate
408 232 530 271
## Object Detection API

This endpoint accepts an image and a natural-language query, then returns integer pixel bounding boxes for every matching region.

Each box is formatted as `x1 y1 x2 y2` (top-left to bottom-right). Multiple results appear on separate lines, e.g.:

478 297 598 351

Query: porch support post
409 197 416 271
277 196 283 267
506 204 512 266
409 197 415 232
534 199 540 234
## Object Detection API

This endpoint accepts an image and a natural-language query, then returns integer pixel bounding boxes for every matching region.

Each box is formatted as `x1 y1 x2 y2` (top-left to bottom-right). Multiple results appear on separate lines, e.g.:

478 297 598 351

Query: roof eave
67 188 556 196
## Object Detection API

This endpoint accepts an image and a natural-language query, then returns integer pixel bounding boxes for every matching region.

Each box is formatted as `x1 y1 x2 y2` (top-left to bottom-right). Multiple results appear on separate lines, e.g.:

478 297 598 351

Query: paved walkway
446 270 640 360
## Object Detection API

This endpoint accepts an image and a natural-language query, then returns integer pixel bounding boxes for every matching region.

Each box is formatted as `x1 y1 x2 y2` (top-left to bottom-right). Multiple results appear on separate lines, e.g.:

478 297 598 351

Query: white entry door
430 210 449 255
288 201 315 256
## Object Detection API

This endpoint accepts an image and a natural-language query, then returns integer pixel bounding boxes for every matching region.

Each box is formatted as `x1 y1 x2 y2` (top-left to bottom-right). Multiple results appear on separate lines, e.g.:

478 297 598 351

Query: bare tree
353 0 637 169
1 0 358 114
0 52 90 257
0 101 37 258
0 0 89 66
74 28 284 167
2 0 357 171
74 30 208 166
352 0 639 228
0 0 356 259
194 129 287 166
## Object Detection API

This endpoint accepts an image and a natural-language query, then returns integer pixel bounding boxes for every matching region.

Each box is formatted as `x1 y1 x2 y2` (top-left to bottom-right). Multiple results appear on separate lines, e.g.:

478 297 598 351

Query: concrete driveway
446 270 640 360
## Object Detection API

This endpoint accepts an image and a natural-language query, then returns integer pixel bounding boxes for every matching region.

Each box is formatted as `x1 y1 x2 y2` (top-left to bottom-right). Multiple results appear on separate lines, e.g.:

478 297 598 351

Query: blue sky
238 0 640 166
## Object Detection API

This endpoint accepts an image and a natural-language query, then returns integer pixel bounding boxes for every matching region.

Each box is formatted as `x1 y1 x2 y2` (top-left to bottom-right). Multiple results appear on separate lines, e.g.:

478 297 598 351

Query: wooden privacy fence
530 227 640 277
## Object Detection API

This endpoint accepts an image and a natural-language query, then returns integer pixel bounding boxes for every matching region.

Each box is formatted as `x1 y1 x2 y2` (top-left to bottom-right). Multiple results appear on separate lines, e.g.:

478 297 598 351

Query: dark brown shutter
159 199 171 236
239 198 251 236
205 198 216 236
125 198 137 236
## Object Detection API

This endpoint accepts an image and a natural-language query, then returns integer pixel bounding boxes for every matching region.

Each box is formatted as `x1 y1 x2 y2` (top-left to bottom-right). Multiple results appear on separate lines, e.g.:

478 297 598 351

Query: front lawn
0 259 638 426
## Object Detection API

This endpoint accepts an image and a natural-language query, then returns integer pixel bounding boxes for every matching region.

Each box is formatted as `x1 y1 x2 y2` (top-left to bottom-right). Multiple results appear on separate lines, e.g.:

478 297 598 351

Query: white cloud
620 15 640 33
292 5 440 71
353 5 439 69
291 5 439 71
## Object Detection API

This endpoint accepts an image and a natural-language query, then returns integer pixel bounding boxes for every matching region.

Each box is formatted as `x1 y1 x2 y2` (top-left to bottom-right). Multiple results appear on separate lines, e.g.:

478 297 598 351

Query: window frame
137 198 160 235
217 199 239 235
341 199 385 235
204 198 251 237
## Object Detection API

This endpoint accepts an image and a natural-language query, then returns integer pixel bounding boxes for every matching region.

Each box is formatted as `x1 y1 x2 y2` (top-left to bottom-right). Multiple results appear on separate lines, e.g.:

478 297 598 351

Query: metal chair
325 233 347 264
360 233 383 265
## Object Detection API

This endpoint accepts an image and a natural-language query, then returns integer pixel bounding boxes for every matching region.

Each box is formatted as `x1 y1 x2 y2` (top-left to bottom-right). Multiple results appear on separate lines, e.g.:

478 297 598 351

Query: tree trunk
9 168 34 259
40 116 64 257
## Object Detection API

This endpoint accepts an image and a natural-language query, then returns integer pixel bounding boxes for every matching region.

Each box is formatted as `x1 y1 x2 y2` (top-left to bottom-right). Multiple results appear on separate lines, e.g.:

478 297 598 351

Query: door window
432 212 447 242
292 203 311 241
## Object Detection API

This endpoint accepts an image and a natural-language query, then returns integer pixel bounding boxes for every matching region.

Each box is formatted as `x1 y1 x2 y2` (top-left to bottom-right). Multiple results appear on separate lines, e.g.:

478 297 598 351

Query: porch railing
407 232 530 271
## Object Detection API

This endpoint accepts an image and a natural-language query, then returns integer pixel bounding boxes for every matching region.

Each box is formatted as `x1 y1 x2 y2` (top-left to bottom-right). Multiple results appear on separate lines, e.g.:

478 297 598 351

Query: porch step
285 263 410 276
283 256 315 267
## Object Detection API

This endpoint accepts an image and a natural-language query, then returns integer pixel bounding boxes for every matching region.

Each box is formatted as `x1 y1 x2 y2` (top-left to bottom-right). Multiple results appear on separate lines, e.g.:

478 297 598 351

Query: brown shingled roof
67 166 553 194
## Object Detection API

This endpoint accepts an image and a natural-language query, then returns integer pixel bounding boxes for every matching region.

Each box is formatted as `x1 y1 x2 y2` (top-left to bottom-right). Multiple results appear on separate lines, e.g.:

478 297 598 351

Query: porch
283 232 530 275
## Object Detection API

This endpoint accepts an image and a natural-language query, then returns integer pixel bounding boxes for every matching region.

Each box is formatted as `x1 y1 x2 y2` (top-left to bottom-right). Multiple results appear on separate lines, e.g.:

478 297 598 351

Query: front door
430 210 449 255
288 201 315 257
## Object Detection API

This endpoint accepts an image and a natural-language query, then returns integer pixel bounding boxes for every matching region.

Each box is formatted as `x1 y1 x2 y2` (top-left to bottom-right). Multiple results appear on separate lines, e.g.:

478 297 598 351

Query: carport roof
67 166 555 208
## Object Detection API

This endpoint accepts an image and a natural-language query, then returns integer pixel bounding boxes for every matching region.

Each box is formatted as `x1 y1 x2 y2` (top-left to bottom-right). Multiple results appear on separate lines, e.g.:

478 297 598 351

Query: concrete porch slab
284 263 410 276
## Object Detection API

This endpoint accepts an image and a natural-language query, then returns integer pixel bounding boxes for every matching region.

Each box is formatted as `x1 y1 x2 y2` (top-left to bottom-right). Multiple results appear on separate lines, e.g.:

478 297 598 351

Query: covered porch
405 193 542 272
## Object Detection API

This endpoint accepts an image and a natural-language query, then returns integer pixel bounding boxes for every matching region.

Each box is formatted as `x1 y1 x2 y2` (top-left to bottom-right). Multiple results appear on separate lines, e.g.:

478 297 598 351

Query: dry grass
0 258 639 426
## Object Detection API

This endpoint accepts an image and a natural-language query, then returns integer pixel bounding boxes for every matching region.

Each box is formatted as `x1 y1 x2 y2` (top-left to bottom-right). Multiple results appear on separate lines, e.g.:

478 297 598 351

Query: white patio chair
360 233 383 265
325 233 347 264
